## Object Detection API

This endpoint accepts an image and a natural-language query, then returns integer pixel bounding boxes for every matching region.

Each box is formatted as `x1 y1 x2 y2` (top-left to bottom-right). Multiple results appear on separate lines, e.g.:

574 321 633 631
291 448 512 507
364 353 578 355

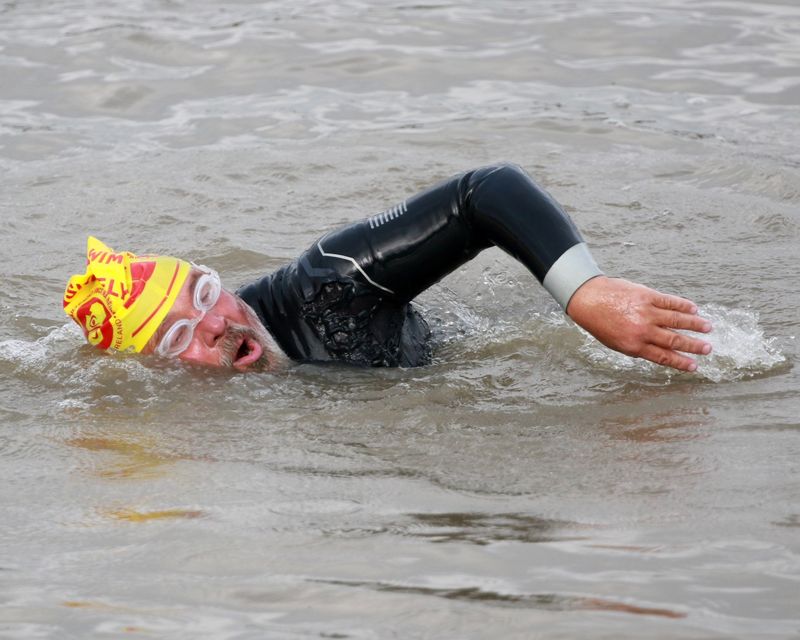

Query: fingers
652 292 699 315
653 308 713 333
646 289 713 373
637 325 712 372
639 344 699 372
651 327 712 356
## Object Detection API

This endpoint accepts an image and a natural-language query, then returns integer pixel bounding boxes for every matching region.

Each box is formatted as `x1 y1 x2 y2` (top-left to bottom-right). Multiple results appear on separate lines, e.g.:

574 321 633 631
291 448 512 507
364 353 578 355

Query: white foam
0 324 182 411
578 304 785 382
0 323 82 368
694 304 785 382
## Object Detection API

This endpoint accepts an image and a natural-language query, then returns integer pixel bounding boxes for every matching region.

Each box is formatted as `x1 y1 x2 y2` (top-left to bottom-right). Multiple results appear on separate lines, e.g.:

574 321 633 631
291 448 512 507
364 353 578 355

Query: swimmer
63 163 713 373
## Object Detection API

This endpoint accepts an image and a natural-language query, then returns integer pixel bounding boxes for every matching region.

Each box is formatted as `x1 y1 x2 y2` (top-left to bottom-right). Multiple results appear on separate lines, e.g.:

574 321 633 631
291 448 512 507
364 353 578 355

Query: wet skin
143 268 286 372
567 276 713 372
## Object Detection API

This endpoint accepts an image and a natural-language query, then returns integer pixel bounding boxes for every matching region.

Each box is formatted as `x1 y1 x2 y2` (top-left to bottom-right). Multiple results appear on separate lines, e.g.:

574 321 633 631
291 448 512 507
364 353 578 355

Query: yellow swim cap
63 237 191 353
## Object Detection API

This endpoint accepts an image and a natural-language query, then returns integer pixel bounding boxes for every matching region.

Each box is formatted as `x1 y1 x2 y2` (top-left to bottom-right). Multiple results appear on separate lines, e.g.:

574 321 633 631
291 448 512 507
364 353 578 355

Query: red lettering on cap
88 249 125 265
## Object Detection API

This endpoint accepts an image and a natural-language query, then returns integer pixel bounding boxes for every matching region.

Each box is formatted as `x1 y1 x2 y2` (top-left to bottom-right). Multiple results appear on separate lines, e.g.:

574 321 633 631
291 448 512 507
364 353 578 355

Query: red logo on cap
75 296 113 349
125 261 156 309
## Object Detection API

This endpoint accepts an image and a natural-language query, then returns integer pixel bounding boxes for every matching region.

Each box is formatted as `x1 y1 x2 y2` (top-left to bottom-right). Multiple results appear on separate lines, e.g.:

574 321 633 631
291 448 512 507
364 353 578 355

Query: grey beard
219 299 290 371
218 325 269 370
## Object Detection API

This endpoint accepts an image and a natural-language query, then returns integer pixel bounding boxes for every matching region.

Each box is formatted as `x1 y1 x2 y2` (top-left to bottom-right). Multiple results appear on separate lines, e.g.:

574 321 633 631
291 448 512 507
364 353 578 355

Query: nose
195 308 227 347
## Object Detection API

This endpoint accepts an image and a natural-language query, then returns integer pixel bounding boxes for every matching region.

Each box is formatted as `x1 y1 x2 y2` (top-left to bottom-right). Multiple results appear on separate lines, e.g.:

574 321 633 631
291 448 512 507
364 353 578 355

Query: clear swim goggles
155 265 221 358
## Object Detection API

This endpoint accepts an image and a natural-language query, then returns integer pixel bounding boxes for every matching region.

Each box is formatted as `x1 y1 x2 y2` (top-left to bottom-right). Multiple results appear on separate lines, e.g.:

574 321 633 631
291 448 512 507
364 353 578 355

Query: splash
0 323 185 412
579 304 785 382
0 322 80 367
694 304 786 382
421 283 520 354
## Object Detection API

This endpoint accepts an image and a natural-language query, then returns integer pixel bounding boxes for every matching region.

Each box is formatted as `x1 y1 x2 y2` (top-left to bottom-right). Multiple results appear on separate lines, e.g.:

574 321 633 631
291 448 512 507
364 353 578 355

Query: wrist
543 242 604 311
566 275 611 319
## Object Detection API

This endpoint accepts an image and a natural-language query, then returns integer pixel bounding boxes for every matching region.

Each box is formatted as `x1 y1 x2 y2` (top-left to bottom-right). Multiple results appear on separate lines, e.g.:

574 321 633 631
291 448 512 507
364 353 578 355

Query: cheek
177 341 219 366
218 292 249 324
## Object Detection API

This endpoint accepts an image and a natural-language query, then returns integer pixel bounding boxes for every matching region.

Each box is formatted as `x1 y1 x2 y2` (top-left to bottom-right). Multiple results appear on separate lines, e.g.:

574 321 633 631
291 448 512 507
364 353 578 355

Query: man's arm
320 163 600 305
314 162 712 371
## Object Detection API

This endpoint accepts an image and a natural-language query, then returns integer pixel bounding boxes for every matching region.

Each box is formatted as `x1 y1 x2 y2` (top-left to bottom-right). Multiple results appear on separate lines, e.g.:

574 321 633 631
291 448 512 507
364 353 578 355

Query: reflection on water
67 436 178 479
401 512 585 545
105 508 204 522
600 407 708 444
314 579 686 619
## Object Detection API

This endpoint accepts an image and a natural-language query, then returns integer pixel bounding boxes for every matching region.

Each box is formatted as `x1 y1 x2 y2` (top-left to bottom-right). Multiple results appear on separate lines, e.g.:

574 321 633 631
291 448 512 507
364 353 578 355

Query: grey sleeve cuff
542 242 604 311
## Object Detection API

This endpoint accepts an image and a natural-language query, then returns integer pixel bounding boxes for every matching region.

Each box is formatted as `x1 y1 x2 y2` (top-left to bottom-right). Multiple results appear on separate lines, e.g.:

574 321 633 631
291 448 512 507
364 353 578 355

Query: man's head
64 237 287 372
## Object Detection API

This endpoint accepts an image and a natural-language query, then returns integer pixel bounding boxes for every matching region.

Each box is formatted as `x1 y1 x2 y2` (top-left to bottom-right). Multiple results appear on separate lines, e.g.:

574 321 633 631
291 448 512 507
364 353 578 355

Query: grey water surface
1 1 799 638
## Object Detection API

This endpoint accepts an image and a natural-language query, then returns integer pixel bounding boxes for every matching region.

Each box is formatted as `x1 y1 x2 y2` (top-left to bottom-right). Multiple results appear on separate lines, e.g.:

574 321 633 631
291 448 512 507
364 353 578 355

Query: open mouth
232 336 263 368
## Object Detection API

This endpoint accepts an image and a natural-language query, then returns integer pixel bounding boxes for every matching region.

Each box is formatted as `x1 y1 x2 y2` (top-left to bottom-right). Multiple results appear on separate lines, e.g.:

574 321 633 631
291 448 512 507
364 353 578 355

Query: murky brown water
1 1 799 638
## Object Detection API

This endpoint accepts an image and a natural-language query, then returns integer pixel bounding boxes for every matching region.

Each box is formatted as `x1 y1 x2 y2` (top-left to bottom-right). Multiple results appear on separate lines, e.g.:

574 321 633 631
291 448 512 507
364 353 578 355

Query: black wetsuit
237 163 602 367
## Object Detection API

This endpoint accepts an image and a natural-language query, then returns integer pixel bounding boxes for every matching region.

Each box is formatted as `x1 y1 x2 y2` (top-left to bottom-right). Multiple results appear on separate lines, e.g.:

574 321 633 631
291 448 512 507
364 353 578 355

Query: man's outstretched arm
315 162 712 371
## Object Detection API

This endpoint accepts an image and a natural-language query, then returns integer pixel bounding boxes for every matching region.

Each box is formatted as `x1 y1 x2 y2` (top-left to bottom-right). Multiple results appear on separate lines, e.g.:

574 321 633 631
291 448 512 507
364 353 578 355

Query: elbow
482 161 526 181
465 162 537 202
470 162 533 195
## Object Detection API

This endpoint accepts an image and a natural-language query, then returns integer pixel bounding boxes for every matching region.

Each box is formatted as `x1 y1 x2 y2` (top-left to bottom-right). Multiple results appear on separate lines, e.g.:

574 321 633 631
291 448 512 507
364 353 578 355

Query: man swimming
63 163 713 373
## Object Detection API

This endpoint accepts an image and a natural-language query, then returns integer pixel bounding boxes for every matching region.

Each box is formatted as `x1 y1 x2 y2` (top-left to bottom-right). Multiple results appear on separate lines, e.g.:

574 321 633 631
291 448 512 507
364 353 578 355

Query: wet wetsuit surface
237 163 602 367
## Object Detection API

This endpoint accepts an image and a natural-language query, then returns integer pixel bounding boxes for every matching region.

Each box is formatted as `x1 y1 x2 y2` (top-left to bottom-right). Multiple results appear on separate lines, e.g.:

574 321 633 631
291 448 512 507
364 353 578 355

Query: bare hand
566 276 713 372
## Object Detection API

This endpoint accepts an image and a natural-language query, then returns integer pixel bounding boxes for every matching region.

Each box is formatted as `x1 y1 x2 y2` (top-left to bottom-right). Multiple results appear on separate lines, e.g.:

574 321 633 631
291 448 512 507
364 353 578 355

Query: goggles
155 265 221 358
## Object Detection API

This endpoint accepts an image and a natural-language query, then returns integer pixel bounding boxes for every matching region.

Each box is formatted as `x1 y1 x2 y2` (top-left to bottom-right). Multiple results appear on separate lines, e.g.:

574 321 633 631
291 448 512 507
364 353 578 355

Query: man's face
144 267 286 372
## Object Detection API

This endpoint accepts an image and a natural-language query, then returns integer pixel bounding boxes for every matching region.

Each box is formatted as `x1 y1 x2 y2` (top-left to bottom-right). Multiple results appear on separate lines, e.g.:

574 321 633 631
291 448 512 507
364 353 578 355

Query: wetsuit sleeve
317 162 603 310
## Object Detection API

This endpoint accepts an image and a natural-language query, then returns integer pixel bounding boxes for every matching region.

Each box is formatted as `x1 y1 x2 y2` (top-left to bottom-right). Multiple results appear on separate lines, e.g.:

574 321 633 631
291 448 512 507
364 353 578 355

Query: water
1 0 799 638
